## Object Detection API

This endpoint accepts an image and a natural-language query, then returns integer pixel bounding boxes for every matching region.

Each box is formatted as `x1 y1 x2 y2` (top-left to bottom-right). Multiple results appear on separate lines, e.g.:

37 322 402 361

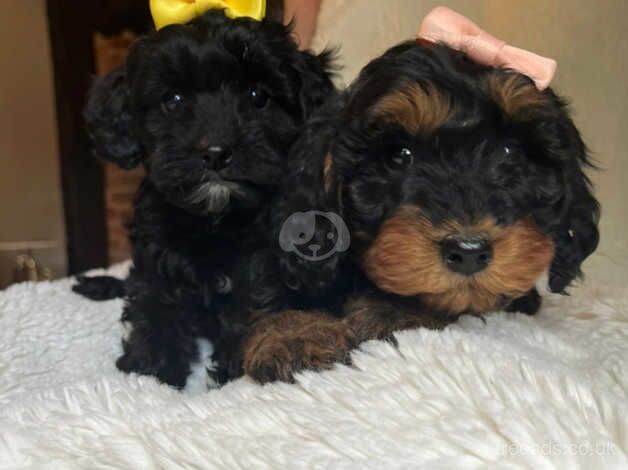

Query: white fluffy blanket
1 264 627 469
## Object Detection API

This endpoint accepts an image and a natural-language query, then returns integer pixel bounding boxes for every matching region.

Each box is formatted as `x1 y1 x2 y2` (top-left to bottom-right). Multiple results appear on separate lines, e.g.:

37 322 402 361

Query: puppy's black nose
441 238 492 276
202 145 232 170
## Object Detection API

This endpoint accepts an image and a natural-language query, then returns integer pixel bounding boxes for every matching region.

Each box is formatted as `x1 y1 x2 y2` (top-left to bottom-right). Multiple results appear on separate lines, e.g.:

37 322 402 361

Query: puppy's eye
162 93 183 113
387 147 414 170
249 85 268 108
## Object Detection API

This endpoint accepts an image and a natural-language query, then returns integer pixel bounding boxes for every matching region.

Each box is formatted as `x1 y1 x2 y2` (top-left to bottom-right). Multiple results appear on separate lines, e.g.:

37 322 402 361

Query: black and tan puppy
75 10 335 388
242 40 600 383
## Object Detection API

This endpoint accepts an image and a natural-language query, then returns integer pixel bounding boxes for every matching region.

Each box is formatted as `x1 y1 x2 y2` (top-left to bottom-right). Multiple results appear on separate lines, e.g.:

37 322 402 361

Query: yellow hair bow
150 0 266 30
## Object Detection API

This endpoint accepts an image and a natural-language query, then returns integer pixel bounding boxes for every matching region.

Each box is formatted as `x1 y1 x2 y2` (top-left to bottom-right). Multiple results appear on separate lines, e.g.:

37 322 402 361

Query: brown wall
314 0 628 286
0 0 67 286
94 32 143 264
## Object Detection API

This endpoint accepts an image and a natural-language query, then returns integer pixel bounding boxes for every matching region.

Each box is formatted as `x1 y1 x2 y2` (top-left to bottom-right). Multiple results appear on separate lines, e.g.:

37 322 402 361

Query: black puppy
76 11 334 388
241 41 600 382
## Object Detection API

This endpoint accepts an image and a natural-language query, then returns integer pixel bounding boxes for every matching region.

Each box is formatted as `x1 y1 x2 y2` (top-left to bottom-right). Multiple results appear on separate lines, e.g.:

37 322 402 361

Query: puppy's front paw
116 331 192 389
116 350 191 389
243 311 355 384
73 275 125 301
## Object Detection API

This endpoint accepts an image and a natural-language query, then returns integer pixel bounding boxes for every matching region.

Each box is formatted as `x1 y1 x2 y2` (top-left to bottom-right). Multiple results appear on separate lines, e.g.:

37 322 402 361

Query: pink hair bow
418 7 557 90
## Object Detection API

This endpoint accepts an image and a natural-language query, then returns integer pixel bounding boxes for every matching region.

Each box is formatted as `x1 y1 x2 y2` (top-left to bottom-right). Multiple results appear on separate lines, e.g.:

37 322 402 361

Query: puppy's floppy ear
544 107 599 293
84 65 142 169
488 71 600 293
292 49 337 119
549 183 600 293
273 110 341 232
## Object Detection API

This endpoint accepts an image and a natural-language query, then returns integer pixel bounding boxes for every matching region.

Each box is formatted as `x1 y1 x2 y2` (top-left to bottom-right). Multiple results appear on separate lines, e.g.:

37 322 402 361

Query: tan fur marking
362 206 554 314
242 310 354 383
370 82 452 135
362 207 453 297
323 153 334 194
487 73 548 121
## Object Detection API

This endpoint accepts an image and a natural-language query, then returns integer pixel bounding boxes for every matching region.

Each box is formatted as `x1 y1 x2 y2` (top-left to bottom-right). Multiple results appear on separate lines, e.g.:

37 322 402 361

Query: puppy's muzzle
441 236 492 276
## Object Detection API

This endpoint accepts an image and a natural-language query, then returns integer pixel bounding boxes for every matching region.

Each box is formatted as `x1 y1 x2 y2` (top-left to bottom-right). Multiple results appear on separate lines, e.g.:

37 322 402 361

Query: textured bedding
0 264 627 468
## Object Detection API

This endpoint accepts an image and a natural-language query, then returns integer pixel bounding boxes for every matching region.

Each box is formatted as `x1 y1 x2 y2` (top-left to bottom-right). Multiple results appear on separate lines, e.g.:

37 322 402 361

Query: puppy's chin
182 180 265 216
188 181 232 214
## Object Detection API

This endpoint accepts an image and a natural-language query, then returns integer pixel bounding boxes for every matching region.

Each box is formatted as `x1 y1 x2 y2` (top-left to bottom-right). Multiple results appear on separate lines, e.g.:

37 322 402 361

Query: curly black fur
75 10 335 388
274 41 600 316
